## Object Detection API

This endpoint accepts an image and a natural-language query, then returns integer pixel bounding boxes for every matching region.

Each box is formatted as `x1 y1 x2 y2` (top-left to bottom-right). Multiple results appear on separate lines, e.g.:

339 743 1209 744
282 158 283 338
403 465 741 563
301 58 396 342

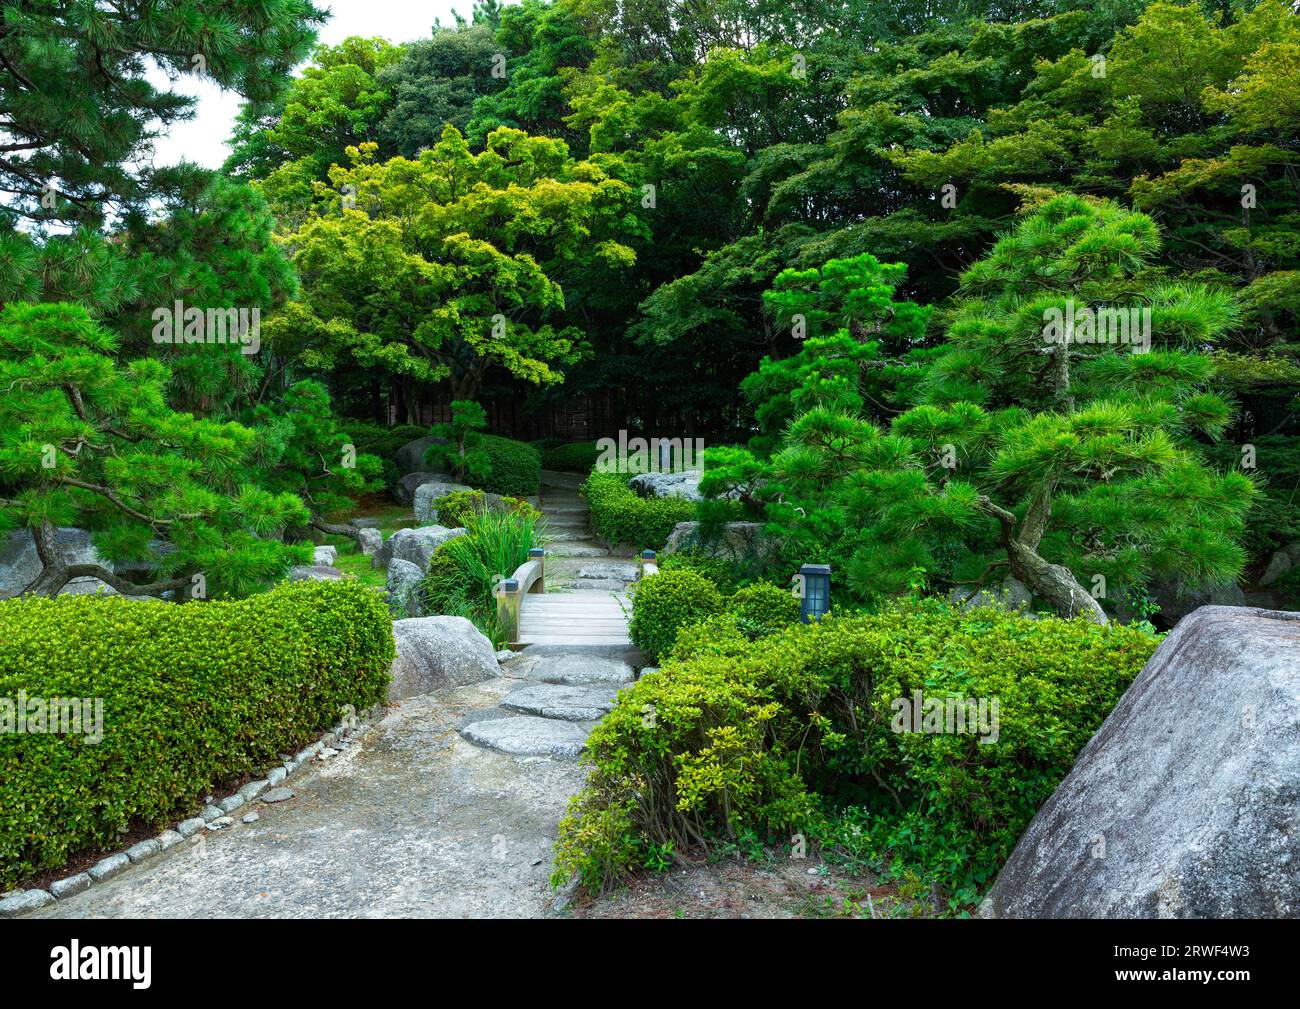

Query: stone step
500 683 621 721
543 529 592 543
519 653 636 686
460 716 588 758
547 578 629 592
547 543 610 558
543 516 588 530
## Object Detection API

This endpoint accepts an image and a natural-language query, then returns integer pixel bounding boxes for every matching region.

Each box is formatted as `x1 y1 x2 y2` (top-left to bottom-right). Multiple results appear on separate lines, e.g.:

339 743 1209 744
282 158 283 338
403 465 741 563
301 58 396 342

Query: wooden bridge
494 471 655 648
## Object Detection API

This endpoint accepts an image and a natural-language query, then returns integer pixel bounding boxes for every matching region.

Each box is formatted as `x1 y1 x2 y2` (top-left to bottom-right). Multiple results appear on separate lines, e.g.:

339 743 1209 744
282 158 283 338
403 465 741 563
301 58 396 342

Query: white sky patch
146 0 470 171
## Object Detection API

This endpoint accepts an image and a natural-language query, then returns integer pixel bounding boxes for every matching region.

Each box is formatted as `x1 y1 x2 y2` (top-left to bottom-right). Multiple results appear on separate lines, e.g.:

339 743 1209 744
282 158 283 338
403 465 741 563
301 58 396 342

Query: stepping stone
525 654 635 686
501 683 621 721
461 716 589 758
547 544 609 558
574 560 638 580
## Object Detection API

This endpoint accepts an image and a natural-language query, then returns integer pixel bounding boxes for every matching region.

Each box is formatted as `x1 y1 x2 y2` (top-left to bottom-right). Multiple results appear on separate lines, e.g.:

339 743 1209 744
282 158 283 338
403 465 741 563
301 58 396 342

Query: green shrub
475 435 541 496
554 601 1158 899
725 582 800 634
582 470 697 551
419 507 545 645
346 421 429 491
0 580 394 887
668 582 800 661
628 568 724 662
435 489 542 529
437 489 488 528
659 549 741 594
540 440 602 472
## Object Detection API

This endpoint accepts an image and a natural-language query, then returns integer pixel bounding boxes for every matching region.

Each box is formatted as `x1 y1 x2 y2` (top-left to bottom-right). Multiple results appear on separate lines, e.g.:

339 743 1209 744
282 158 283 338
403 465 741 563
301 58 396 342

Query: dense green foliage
582 470 698 551
476 435 543 496
536 440 602 472
419 507 546 644
627 568 724 661
0 580 393 887
555 601 1158 897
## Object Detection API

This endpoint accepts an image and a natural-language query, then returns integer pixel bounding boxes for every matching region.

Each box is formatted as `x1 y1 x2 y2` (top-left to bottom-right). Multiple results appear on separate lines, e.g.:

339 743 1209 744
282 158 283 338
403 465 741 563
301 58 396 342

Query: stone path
21 470 643 918
28 647 638 919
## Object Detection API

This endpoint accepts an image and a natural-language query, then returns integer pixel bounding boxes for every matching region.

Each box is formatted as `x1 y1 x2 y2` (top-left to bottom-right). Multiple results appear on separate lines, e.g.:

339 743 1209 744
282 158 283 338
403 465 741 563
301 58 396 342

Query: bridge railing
496 547 546 648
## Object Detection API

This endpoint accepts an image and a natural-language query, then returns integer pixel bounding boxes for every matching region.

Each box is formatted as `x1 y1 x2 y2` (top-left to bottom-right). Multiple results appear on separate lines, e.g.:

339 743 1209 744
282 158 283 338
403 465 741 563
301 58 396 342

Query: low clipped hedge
538 440 602 472
554 601 1158 898
582 470 696 551
0 580 394 888
475 435 541 496
628 568 725 662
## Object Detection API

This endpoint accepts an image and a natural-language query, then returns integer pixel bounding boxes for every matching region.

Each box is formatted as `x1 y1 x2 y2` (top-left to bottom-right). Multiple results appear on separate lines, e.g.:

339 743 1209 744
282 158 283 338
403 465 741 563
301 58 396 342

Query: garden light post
799 564 831 623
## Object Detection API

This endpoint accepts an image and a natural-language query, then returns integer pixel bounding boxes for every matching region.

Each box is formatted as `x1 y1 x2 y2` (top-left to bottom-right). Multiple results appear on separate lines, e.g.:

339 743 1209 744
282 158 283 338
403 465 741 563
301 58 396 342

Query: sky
148 0 467 171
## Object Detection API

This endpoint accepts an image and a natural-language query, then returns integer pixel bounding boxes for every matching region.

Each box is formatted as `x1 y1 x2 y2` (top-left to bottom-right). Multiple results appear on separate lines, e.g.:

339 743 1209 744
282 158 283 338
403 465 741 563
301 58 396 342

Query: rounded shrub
0 580 394 887
540 441 602 472
436 489 488 528
726 582 801 635
476 435 541 496
628 568 724 662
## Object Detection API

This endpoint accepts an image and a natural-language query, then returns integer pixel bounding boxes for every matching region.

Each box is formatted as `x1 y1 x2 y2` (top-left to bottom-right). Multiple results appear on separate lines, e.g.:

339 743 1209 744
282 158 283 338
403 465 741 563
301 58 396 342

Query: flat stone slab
501 683 621 721
461 716 589 758
524 654 636 686
261 787 294 803
547 543 609 558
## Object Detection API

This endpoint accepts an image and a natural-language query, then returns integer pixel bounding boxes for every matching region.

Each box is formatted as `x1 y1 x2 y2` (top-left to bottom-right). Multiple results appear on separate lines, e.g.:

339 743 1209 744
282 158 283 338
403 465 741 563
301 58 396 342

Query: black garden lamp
799 564 832 623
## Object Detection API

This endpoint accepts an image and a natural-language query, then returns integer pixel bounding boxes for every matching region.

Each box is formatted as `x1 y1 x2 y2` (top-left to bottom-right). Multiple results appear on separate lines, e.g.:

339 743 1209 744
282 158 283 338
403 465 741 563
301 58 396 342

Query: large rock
373 525 467 571
412 481 477 524
288 565 343 582
357 527 383 558
629 470 703 501
395 471 452 505
984 606 1300 919
1259 543 1300 587
663 521 776 565
387 616 500 701
0 528 102 598
386 558 425 618
395 436 445 476
1148 577 1247 628
312 545 337 566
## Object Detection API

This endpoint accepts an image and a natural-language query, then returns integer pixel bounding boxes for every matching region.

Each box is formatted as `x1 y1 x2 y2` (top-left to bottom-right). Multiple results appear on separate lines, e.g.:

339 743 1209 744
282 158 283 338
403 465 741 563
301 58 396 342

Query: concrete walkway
31 675 589 919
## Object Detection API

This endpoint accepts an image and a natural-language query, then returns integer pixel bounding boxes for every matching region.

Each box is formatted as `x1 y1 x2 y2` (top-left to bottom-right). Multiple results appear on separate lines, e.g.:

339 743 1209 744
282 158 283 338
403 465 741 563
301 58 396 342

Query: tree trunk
26 522 192 601
978 495 1107 624
1005 538 1107 624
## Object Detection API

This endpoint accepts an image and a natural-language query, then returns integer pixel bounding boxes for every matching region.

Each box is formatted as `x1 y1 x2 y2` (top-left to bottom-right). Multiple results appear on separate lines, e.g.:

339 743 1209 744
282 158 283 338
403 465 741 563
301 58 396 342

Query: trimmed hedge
582 470 697 551
554 601 1158 897
0 580 394 887
628 568 724 662
538 440 602 472
475 435 541 496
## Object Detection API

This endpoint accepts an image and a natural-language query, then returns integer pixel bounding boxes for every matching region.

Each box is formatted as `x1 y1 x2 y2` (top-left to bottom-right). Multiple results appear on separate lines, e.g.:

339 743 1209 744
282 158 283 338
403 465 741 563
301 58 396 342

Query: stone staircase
533 469 639 593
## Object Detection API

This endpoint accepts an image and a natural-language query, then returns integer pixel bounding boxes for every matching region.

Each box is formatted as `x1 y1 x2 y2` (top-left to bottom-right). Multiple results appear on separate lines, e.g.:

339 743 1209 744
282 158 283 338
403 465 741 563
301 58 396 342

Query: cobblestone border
0 703 387 918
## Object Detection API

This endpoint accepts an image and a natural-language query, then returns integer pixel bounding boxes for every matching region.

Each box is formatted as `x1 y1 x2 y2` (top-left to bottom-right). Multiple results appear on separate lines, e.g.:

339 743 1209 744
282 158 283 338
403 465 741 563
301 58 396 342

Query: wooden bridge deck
517 590 631 646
